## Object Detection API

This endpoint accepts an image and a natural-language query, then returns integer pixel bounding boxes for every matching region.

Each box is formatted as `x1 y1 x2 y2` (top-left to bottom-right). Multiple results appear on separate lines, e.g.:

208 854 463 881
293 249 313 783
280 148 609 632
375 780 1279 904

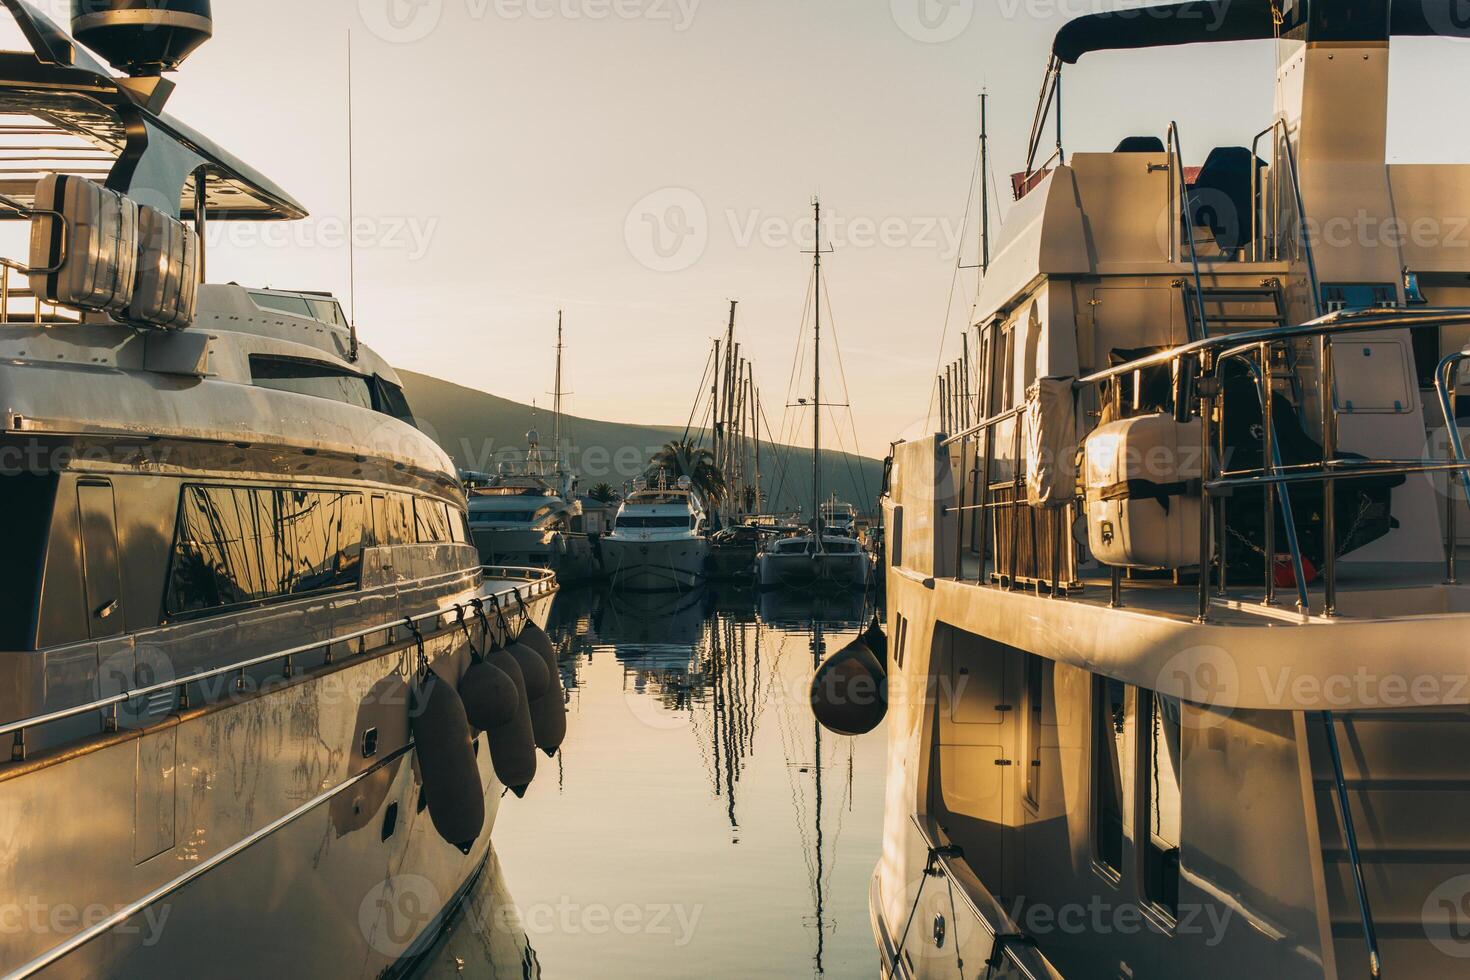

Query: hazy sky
137 1 1470 456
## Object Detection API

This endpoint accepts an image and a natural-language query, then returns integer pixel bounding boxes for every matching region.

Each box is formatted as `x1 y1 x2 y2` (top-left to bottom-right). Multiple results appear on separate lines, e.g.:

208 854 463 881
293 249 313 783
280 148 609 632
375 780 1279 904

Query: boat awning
1052 0 1470 65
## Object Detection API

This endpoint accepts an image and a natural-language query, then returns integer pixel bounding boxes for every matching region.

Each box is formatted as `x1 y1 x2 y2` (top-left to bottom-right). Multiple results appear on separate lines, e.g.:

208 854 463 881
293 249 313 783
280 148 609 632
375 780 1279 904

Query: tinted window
414 497 452 543
307 298 348 327
1143 691 1183 916
370 494 387 547
617 515 693 529
374 377 416 425
166 486 364 619
0 474 57 650
449 508 468 544
384 494 414 545
1093 676 1127 875
249 292 313 317
250 356 374 411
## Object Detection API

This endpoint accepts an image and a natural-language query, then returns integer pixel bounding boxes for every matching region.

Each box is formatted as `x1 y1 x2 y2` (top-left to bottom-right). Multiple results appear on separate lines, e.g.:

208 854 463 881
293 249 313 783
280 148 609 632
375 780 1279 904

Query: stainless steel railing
2 565 557 762
943 308 1470 618
1165 121 1210 341
1250 119 1323 315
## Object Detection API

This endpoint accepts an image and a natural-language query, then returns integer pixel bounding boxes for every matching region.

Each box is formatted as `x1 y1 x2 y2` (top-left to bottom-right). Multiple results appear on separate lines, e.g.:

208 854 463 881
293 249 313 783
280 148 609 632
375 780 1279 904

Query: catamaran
0 3 562 975
862 3 1470 978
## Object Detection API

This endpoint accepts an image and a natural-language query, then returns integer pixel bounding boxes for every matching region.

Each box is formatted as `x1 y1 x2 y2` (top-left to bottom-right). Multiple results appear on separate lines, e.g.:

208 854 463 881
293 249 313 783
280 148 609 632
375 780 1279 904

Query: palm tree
647 440 727 505
587 482 618 504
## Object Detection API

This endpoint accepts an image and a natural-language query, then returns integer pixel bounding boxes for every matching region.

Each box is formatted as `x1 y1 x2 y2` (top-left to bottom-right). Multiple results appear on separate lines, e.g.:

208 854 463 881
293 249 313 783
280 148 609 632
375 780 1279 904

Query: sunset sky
139 1 1470 457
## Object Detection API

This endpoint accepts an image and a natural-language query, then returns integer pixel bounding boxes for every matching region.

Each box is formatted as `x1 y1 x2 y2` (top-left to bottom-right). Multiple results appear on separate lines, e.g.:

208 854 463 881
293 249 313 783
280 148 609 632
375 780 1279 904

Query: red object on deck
1273 555 1318 589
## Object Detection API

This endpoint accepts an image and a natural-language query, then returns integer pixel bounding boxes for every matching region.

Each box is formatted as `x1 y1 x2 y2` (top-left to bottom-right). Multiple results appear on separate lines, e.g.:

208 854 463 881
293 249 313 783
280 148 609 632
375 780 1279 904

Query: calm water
414 585 889 978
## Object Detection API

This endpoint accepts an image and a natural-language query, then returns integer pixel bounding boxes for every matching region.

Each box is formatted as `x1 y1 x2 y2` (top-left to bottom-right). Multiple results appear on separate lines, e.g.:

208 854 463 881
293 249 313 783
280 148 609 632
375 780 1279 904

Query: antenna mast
981 90 990 276
811 198 824 552
345 31 359 362
553 310 565 475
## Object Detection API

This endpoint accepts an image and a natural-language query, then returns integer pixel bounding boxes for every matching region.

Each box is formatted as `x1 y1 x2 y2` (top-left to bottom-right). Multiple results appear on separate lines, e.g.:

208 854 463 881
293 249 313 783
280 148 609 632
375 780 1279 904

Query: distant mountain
396 370 884 515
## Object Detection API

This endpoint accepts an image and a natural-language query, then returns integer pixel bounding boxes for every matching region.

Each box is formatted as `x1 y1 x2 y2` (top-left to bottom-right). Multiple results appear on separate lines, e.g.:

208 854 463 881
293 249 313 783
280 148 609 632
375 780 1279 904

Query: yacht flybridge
0 2 564 975
866 3 1470 978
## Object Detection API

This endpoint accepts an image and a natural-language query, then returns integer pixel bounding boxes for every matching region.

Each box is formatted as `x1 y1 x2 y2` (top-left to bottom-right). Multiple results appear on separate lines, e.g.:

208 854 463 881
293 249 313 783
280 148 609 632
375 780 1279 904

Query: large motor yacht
0 3 562 975
600 477 709 591
467 429 600 584
864 3 1470 978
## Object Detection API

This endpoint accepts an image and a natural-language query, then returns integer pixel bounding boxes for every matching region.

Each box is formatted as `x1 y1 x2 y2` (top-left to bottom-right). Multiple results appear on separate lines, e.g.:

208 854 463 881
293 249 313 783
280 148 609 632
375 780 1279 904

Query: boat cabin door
77 480 124 640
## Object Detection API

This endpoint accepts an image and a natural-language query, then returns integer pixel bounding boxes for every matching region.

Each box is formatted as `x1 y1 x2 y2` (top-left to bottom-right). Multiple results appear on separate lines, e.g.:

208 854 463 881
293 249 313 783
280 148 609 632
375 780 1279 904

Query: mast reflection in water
481 586 886 979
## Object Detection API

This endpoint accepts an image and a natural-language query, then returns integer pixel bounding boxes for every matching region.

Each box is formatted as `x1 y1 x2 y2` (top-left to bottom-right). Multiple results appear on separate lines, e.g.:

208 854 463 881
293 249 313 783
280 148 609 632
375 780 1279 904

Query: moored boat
600 478 709 592
860 4 1470 978
0 4 564 975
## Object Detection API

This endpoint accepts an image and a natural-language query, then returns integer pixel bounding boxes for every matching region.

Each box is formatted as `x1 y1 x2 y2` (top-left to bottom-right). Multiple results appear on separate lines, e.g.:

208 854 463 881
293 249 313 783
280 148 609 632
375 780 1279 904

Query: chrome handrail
1321 710 1383 980
1248 118 1322 314
0 566 557 752
1166 121 1211 341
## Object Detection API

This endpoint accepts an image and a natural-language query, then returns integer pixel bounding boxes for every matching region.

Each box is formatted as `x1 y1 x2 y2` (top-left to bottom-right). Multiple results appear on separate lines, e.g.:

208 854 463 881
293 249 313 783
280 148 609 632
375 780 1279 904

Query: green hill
396 369 883 516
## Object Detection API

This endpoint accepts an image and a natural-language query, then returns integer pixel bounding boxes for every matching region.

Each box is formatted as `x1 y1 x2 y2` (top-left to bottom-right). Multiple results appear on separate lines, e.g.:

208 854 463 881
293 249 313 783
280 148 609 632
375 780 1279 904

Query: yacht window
250 355 374 411
249 292 313 317
1092 676 1128 876
0 474 57 650
474 510 538 524
307 298 349 328
166 486 364 619
373 377 417 425
1142 691 1183 918
369 494 386 547
450 508 469 544
414 497 453 543
383 494 414 545
616 515 693 529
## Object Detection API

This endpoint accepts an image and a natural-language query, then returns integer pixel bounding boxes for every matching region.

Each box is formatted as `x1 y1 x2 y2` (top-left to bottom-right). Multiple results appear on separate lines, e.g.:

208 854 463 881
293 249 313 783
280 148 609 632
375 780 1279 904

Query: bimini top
1053 0 1470 65
0 0 305 220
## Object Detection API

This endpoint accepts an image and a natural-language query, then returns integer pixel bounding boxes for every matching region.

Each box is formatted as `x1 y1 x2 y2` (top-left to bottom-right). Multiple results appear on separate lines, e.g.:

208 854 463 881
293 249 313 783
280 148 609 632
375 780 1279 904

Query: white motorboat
600 478 709 591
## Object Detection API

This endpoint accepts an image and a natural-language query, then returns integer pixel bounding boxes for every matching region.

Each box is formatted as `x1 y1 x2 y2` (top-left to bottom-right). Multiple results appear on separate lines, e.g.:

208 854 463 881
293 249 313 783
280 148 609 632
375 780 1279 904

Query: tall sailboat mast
811 198 823 553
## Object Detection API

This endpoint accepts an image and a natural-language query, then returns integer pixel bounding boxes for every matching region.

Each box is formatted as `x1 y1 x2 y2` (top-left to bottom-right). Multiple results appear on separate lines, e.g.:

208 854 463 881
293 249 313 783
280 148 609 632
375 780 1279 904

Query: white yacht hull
757 550 872 591
0 581 556 979
600 537 708 591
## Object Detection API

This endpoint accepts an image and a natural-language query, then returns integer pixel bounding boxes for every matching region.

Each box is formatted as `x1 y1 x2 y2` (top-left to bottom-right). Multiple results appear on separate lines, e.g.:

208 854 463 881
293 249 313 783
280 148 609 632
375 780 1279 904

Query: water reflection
407 845 541 979
475 586 886 980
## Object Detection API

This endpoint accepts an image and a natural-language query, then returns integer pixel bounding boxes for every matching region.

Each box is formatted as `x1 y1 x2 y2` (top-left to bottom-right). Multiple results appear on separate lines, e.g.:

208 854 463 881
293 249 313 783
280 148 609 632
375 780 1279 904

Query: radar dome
72 0 213 77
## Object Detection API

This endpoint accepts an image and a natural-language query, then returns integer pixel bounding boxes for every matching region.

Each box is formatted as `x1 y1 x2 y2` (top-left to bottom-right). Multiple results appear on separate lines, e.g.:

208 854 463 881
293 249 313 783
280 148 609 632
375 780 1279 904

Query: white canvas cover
1024 377 1078 507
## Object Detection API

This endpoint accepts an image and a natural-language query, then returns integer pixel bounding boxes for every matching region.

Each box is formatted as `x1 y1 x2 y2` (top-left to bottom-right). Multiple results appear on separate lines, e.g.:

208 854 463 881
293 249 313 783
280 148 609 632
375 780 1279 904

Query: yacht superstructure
0 3 562 975
600 478 709 591
869 3 1470 978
